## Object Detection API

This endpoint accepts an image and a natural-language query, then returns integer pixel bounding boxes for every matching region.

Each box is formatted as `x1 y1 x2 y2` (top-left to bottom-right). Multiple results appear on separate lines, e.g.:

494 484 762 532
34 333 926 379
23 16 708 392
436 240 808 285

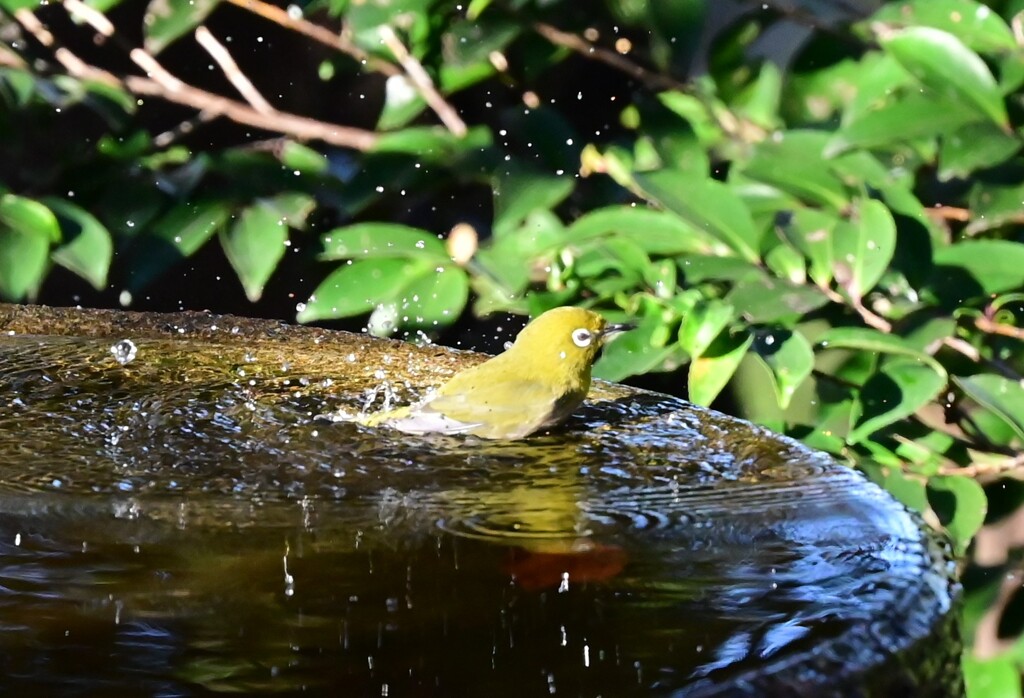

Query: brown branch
938 451 1024 479
378 25 466 137
975 315 1024 341
16 5 378 151
222 0 400 76
195 25 274 115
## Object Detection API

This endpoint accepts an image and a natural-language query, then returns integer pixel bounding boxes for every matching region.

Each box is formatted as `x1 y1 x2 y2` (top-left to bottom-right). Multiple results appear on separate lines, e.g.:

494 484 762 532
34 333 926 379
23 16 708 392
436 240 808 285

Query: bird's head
511 307 633 381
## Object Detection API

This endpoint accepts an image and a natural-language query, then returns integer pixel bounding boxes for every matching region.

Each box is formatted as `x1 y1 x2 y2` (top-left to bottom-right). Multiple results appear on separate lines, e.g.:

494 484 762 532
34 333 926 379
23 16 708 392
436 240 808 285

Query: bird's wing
419 378 564 438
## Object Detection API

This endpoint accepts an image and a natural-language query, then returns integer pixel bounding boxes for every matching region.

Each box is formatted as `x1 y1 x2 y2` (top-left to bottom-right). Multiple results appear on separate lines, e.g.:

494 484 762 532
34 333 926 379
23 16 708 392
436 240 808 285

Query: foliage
2 0 1024 690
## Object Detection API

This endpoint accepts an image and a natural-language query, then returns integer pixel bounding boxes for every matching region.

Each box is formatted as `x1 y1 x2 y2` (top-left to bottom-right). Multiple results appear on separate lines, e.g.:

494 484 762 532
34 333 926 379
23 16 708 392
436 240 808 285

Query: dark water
0 334 954 696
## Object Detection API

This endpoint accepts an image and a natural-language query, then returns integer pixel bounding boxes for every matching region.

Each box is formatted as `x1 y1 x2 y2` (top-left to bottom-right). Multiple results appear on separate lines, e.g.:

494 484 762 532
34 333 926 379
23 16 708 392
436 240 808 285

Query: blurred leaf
278 141 328 175
869 0 1016 53
144 0 220 54
0 194 56 300
688 332 753 407
634 169 761 262
927 475 987 556
393 265 469 329
373 125 492 162
743 130 848 209
963 656 1022 698
493 165 574 237
825 93 978 156
779 208 836 287
320 223 448 262
220 201 288 303
127 200 231 291
259 192 316 228
930 240 1024 302
817 326 947 376
966 184 1024 235
44 198 112 291
727 277 830 324
752 329 814 409
764 243 806 284
733 61 782 128
298 258 421 323
848 358 946 443
863 461 930 512
679 300 734 358
595 313 686 381
378 75 427 130
832 199 896 302
678 255 764 284
576 238 649 282
565 206 714 256
938 121 1021 181
880 26 1009 129
953 374 1024 441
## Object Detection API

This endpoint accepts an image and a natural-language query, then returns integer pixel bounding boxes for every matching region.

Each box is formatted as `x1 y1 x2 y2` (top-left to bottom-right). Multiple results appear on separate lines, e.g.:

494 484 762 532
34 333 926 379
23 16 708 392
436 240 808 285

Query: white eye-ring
572 328 593 347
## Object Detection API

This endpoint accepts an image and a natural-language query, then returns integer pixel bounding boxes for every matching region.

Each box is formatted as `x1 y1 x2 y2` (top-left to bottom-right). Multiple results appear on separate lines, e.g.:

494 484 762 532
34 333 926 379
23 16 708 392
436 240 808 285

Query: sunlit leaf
831 199 896 302
278 141 328 175
320 223 448 262
868 0 1016 54
688 332 753 407
743 130 848 209
678 299 733 359
927 475 986 556
779 208 836 288
565 206 714 256
879 26 1008 129
298 258 422 323
392 265 469 329
726 277 829 325
595 314 686 381
953 374 1024 442
44 198 113 291
633 169 761 262
752 329 814 409
0 194 56 300
817 326 947 376
220 201 288 303
848 358 947 443
964 656 1023 698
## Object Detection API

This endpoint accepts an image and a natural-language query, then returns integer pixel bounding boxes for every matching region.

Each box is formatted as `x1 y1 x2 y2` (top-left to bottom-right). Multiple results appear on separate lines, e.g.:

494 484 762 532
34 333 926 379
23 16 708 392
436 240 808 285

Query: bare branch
378 25 466 137
195 25 275 115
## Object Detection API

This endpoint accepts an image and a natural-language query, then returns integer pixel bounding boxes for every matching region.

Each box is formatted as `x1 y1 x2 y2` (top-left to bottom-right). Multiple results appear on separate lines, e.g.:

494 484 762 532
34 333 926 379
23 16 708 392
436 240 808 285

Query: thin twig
378 25 466 137
195 26 275 115
16 6 378 150
938 452 1024 479
153 111 218 148
975 316 1024 341
222 0 400 76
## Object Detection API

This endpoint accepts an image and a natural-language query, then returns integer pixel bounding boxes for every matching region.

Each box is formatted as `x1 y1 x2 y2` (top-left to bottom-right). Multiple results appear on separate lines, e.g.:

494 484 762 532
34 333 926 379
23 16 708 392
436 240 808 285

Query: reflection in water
0 334 957 695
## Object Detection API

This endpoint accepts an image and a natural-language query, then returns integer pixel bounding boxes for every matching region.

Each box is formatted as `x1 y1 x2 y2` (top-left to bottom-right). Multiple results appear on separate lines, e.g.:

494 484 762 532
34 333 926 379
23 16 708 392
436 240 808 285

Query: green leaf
966 184 1024 235
127 200 231 291
44 198 113 291
880 26 1009 129
779 208 836 287
0 194 56 301
688 332 753 407
930 240 1024 303
953 374 1024 442
633 169 762 262
595 314 686 381
377 75 427 130
831 199 896 302
726 277 830 324
678 300 734 358
564 206 715 256
927 475 986 556
298 258 422 323
319 223 448 262
259 192 316 229
825 93 979 156
493 165 574 237
817 326 947 377
869 0 1017 54
743 130 848 209
677 255 764 284
848 359 947 443
372 125 492 162
764 243 806 284
392 265 469 329
220 201 288 303
938 121 1021 181
278 141 328 175
143 0 221 55
752 329 814 409
964 656 1023 698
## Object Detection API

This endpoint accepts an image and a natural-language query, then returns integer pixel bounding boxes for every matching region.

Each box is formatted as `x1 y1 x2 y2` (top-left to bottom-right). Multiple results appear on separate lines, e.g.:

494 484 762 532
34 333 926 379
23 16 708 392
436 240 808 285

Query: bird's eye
571 328 593 347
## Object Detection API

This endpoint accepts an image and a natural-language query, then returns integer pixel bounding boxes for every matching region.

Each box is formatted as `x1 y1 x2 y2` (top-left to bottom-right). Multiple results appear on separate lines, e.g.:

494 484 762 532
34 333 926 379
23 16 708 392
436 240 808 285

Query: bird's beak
601 322 635 339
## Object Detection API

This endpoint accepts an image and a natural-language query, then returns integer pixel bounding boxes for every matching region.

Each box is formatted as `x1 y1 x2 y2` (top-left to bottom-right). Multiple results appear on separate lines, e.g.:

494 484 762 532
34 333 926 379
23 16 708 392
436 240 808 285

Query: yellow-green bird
359 307 633 439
